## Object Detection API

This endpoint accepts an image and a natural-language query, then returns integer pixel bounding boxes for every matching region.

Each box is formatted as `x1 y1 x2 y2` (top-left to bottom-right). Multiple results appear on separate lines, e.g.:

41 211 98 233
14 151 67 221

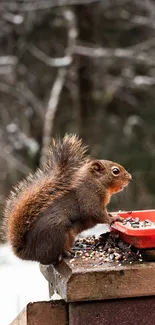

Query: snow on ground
0 244 49 325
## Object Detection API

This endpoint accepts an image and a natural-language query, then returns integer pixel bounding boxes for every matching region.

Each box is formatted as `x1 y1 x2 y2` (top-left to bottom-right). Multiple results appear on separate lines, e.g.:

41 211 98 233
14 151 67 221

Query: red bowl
111 210 155 249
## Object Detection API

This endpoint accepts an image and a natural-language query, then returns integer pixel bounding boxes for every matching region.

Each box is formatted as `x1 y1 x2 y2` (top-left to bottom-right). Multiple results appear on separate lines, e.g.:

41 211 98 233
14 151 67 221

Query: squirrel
3 134 131 265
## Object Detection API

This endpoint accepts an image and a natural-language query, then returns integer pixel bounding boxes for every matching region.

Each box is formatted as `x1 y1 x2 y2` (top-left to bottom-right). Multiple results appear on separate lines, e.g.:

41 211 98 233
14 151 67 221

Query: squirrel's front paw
109 213 124 225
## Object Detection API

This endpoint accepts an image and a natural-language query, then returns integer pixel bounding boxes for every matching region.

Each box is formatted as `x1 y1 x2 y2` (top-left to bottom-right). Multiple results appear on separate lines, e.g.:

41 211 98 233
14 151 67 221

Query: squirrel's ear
90 161 105 175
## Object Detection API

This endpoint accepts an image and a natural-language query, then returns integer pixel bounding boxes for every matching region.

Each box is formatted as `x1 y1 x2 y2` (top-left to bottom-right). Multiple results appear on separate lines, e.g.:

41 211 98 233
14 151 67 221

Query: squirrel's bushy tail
2 134 88 245
44 134 88 184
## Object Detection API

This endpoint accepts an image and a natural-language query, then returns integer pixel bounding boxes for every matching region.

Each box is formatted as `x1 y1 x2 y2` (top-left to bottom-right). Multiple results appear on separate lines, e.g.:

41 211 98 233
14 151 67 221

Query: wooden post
10 301 68 325
40 258 155 325
11 257 155 324
40 259 155 302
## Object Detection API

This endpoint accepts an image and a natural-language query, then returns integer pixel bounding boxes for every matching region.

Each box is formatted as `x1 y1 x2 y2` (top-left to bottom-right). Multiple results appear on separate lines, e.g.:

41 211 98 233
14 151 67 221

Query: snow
0 244 49 325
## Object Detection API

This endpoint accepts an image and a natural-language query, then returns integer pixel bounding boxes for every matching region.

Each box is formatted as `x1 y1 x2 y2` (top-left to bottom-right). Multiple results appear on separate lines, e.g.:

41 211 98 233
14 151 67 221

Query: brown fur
3 134 131 265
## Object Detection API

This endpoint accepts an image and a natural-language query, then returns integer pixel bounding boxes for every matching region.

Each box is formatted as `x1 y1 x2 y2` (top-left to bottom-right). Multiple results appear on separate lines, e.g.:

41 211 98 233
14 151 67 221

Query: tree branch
40 68 67 165
0 0 100 12
73 44 155 66
0 56 17 66
29 45 72 67
40 9 77 165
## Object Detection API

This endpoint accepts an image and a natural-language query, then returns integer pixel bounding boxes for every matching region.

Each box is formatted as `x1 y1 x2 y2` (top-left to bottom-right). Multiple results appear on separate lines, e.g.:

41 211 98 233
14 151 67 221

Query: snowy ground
0 244 49 325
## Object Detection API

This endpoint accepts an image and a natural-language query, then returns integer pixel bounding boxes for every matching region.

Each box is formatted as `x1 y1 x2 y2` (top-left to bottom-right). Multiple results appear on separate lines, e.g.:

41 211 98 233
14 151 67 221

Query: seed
132 224 139 228
115 255 121 260
126 217 133 221
73 232 143 265
109 253 114 260
134 217 140 223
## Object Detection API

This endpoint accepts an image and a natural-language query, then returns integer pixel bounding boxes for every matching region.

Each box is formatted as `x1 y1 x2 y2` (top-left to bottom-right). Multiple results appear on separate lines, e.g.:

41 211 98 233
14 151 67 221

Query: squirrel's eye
111 166 120 176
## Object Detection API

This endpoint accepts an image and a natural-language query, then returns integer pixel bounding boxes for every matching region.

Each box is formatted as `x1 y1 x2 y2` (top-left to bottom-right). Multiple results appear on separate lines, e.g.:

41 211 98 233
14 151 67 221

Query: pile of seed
70 232 143 266
123 217 155 228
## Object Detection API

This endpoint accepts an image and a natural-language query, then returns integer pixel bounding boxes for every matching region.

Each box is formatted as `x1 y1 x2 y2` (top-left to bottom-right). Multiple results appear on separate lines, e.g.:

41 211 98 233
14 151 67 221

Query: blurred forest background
1 0 155 240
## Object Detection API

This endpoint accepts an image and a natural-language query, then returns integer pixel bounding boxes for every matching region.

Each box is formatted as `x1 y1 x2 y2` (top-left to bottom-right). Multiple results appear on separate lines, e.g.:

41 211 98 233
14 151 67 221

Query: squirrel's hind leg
63 228 76 258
